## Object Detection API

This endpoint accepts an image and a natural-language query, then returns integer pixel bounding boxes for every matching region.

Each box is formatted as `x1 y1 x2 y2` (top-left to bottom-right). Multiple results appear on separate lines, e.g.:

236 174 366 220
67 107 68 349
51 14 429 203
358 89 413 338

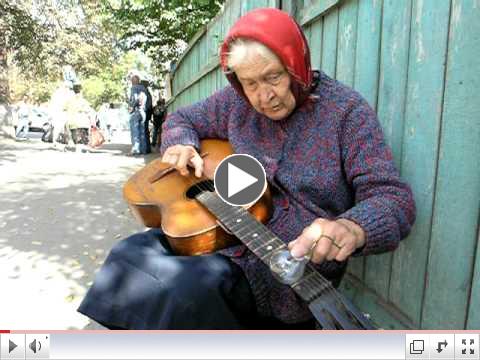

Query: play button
214 154 266 206
9 340 17 353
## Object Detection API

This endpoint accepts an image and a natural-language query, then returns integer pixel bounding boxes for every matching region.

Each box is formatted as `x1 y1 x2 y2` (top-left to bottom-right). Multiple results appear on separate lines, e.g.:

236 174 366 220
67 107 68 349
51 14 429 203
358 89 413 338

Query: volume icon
29 338 42 353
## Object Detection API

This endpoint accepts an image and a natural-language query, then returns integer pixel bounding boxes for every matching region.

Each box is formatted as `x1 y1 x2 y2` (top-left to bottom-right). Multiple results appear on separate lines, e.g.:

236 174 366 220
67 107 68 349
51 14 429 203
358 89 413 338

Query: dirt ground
0 131 157 329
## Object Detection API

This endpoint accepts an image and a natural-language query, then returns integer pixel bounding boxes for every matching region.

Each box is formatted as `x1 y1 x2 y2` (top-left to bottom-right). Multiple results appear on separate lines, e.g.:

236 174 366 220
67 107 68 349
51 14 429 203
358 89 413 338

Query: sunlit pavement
0 132 157 329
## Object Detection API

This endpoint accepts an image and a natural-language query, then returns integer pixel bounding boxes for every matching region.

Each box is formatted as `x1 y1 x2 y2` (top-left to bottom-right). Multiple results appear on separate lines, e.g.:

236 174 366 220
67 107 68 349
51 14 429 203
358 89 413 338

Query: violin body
123 139 272 255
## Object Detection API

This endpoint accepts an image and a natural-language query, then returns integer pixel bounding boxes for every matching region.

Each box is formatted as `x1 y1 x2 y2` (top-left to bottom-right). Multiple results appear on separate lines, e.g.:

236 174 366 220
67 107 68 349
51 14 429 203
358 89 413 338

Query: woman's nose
258 84 274 103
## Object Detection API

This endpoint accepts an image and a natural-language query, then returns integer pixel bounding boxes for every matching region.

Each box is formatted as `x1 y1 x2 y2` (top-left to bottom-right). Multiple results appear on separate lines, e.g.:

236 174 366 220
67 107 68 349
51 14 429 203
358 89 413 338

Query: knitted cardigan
160 71 416 323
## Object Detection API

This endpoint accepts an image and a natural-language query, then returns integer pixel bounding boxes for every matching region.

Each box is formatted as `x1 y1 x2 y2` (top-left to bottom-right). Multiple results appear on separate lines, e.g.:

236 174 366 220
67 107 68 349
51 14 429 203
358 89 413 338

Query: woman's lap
78 229 257 329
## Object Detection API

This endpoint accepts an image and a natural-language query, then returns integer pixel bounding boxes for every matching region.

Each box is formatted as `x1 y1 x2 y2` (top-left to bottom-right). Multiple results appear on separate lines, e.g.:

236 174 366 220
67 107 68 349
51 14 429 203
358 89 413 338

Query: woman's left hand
288 218 366 264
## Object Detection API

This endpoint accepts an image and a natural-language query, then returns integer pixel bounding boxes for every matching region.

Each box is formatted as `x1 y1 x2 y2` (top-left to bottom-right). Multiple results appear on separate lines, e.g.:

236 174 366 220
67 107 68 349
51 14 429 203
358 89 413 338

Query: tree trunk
0 33 9 104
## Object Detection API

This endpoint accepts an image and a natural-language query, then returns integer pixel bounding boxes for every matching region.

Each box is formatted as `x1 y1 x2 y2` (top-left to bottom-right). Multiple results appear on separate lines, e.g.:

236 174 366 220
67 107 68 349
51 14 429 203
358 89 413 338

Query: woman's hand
288 218 366 264
161 144 204 178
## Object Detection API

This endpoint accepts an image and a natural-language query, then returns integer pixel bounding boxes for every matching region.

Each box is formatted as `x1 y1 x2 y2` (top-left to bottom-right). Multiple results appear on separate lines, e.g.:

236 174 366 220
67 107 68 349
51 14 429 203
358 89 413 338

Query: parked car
28 107 52 132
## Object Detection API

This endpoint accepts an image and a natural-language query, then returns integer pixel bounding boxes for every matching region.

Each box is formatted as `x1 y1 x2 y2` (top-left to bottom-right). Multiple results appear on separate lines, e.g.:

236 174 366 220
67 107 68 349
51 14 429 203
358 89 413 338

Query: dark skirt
70 128 89 145
78 229 316 329
78 229 257 329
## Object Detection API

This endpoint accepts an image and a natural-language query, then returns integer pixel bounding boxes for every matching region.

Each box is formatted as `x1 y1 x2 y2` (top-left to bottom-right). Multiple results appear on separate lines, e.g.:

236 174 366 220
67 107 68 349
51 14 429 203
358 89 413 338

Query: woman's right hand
161 144 204 178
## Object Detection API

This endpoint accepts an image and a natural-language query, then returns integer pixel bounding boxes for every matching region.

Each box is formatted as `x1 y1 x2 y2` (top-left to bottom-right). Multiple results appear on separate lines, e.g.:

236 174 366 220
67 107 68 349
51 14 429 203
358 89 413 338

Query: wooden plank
177 60 184 97
169 58 219 103
362 0 403 299
216 66 222 92
230 0 241 29
469 226 480 329
224 0 233 36
281 0 294 15
308 18 323 70
340 274 416 329
173 23 208 75
320 7 339 78
299 0 340 26
193 75 200 103
186 53 192 94
390 0 451 327
211 8 224 59
268 0 280 8
333 0 365 281
422 0 480 329
209 71 215 97
335 0 358 85
303 25 312 55
199 37 206 81
353 0 382 109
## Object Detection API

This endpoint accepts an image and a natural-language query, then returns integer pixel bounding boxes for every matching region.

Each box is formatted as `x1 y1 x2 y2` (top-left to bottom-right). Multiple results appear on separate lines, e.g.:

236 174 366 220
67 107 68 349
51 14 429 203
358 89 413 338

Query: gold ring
310 237 320 251
320 235 342 249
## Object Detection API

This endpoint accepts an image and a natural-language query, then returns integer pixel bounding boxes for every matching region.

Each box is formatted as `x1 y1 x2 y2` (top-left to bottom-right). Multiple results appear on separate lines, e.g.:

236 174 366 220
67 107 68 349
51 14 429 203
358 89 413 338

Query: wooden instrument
123 139 273 255
123 139 376 330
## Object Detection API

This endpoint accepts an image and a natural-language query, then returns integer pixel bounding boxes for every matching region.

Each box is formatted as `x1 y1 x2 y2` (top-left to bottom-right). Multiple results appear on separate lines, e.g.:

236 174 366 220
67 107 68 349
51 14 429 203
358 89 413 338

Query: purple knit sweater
160 71 416 323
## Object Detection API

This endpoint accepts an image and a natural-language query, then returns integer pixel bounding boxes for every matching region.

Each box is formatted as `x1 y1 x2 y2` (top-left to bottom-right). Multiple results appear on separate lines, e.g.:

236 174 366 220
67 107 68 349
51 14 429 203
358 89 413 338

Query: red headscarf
220 8 313 107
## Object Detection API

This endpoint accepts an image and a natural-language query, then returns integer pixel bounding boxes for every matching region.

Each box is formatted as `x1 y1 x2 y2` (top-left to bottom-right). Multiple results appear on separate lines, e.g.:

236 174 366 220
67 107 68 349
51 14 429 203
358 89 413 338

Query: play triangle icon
9 339 17 353
227 162 258 197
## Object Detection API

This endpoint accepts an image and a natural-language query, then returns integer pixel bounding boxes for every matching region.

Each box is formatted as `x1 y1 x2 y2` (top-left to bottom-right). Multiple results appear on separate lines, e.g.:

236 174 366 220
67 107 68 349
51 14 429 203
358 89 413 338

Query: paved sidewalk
0 134 157 329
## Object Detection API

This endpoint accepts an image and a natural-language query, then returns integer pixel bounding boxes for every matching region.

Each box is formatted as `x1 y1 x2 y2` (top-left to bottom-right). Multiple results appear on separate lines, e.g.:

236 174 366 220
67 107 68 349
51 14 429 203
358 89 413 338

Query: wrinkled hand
288 218 366 264
161 144 203 177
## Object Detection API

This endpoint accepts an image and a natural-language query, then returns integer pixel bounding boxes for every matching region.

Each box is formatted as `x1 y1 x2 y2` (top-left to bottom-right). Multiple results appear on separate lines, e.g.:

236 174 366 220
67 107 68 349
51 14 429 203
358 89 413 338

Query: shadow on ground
0 136 161 329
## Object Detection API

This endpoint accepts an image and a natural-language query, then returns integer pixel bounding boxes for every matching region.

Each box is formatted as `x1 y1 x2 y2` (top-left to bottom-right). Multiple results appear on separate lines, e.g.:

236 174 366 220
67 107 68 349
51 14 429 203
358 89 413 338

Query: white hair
226 38 280 70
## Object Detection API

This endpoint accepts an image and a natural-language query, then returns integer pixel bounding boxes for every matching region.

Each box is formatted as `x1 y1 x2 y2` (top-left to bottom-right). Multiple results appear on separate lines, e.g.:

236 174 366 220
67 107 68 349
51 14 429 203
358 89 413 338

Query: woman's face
234 54 296 121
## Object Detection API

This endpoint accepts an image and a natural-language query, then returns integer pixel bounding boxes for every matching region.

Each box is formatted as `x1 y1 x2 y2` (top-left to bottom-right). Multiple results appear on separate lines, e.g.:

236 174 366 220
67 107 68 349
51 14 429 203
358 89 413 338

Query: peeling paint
415 0 424 25
344 24 353 47
415 0 426 63
391 40 398 65
417 33 426 63
451 1 462 28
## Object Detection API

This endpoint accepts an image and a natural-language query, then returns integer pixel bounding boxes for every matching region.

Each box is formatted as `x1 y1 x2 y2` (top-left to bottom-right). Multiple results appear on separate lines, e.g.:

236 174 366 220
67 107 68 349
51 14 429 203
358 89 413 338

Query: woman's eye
267 74 281 83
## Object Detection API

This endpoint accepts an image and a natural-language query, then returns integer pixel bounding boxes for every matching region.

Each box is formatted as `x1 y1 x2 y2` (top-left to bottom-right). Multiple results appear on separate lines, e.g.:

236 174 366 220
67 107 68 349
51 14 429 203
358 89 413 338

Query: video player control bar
0 332 478 359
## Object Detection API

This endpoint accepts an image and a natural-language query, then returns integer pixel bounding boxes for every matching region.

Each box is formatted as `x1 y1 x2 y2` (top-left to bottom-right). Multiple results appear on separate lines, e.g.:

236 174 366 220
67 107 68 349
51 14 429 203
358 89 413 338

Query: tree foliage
0 1 51 64
103 0 224 73
82 51 151 109
3 0 224 106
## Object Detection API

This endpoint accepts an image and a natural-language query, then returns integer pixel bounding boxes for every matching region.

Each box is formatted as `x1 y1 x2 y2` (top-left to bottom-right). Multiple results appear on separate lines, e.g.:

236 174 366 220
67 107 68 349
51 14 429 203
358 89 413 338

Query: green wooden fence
167 0 480 329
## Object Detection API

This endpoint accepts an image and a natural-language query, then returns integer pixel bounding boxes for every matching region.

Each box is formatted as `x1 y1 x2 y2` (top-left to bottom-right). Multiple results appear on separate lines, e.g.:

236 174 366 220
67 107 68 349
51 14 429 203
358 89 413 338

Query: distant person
128 75 148 155
151 98 166 150
15 95 30 140
105 103 115 142
63 65 78 90
96 103 114 142
141 80 153 154
50 84 75 149
63 83 95 152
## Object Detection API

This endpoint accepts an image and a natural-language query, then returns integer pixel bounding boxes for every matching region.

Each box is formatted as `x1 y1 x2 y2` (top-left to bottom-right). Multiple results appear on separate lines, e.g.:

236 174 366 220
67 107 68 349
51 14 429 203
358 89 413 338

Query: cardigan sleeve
160 86 235 154
336 96 416 256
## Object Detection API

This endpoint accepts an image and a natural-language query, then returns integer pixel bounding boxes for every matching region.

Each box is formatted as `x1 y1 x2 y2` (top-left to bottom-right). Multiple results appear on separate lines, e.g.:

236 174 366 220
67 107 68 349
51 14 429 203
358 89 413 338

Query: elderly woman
79 8 415 329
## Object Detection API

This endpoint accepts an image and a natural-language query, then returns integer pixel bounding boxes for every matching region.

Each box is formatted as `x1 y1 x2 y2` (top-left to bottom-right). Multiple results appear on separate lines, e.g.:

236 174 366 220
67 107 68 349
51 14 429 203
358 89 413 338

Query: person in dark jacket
128 75 148 155
79 8 416 329
151 98 166 149
141 79 153 154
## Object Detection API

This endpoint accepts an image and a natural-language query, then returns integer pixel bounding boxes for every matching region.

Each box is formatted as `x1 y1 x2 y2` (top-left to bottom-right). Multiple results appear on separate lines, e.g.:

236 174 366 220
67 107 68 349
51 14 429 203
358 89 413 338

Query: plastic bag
89 126 105 148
